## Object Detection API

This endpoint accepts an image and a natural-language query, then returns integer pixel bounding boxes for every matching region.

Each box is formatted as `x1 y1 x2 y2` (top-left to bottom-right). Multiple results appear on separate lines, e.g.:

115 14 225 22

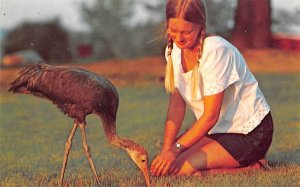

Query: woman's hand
150 150 177 176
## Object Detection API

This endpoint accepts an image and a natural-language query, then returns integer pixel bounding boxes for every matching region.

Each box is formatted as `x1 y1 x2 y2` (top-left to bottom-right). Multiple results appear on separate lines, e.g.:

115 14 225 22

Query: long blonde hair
165 0 207 97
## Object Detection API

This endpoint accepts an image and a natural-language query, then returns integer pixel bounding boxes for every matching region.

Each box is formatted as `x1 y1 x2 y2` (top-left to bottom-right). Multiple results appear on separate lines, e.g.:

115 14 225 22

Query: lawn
0 71 300 186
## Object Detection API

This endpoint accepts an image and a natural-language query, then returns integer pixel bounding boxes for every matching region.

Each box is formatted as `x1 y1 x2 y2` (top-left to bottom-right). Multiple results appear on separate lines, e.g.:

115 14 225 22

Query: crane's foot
79 123 101 186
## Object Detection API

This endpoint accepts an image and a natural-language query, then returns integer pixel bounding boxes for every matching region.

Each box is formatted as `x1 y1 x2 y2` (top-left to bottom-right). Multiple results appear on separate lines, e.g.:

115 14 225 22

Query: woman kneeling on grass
150 0 274 176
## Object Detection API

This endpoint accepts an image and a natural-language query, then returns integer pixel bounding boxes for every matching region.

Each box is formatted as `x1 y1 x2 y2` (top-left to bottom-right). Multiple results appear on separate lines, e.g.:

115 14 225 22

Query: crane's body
9 63 150 186
9 64 118 123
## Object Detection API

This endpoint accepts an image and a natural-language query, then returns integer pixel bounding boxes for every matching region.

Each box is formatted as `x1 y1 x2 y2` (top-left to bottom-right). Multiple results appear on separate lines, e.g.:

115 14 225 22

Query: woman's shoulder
204 35 232 49
202 35 239 58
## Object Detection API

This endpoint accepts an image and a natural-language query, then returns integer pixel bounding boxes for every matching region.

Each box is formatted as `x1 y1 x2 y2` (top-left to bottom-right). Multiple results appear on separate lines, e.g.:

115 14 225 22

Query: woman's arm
162 88 186 151
176 91 224 148
150 89 185 176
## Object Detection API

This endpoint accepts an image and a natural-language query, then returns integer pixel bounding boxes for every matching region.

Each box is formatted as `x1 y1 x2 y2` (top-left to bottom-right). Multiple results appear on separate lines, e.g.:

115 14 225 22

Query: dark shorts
207 112 274 166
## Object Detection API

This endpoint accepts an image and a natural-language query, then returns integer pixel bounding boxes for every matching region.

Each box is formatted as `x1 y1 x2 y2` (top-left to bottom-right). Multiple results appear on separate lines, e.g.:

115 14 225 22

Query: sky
0 0 90 31
0 0 300 32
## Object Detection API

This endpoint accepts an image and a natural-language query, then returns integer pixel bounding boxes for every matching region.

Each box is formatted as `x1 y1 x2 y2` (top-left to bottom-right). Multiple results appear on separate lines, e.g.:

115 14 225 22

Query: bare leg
169 137 240 176
193 158 271 176
193 162 261 176
60 122 78 186
170 137 271 176
79 123 101 186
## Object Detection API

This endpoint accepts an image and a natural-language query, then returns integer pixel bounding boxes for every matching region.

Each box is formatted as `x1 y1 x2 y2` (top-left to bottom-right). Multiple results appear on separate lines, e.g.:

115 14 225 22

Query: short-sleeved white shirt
168 36 270 134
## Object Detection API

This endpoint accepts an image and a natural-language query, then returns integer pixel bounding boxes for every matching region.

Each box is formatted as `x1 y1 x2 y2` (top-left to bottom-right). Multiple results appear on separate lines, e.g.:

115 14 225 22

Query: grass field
0 72 300 187
1 50 300 186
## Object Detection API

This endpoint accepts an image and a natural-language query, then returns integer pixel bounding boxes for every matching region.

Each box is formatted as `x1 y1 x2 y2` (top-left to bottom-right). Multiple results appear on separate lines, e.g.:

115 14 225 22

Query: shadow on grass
269 148 300 166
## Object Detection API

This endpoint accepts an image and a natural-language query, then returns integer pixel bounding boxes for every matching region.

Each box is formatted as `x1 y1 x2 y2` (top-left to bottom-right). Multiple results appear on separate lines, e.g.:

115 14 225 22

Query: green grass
0 73 300 186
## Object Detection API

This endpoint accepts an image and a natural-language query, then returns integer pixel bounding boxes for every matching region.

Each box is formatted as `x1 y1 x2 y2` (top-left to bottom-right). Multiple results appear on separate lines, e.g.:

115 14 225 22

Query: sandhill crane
9 63 150 186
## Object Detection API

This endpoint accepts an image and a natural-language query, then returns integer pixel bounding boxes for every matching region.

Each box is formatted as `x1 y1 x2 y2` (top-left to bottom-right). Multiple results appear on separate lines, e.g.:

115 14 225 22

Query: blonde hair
165 0 207 97
164 37 175 93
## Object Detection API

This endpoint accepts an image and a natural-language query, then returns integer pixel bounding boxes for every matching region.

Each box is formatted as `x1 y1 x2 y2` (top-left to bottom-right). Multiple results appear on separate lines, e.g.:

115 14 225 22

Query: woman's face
168 18 202 50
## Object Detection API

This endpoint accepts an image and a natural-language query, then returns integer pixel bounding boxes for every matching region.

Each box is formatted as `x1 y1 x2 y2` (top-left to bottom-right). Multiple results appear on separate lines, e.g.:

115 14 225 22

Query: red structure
272 33 300 51
77 44 93 58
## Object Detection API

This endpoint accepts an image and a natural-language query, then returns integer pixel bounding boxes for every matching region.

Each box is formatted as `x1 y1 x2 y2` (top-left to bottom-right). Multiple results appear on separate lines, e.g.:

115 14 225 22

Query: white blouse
167 36 270 134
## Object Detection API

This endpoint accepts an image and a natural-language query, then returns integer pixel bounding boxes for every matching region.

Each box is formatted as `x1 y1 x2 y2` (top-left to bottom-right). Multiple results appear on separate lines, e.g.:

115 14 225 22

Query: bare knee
171 151 207 176
175 167 196 176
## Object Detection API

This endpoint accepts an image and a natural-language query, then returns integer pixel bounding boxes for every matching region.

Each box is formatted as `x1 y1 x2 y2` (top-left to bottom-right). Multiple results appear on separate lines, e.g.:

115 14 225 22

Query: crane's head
126 143 150 187
105 132 150 186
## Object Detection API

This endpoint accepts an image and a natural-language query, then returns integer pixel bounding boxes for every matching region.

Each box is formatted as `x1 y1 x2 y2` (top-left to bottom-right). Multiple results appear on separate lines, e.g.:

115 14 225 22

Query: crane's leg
59 122 78 186
79 122 101 186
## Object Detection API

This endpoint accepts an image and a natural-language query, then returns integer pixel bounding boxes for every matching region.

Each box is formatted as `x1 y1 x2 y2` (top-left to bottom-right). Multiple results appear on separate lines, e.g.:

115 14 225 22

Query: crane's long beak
141 166 151 187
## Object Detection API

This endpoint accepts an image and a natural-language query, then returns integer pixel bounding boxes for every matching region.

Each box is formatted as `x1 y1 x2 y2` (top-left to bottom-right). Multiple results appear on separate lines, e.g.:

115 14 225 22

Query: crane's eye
141 159 146 162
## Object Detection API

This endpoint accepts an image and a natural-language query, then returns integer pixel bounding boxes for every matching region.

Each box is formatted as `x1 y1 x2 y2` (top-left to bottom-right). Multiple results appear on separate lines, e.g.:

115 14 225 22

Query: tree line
2 0 299 63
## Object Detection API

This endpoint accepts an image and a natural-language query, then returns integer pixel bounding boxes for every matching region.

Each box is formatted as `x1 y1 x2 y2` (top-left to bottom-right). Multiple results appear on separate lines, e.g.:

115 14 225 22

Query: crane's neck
102 120 137 153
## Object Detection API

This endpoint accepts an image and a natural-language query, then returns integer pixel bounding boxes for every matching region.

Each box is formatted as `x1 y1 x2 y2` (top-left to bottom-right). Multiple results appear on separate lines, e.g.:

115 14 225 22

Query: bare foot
258 158 272 170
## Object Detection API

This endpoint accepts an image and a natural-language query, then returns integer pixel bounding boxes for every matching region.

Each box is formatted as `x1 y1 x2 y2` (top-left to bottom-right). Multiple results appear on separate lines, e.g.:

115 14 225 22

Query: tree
80 0 240 59
3 19 71 62
80 0 133 59
80 0 165 59
231 0 272 50
205 0 236 36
